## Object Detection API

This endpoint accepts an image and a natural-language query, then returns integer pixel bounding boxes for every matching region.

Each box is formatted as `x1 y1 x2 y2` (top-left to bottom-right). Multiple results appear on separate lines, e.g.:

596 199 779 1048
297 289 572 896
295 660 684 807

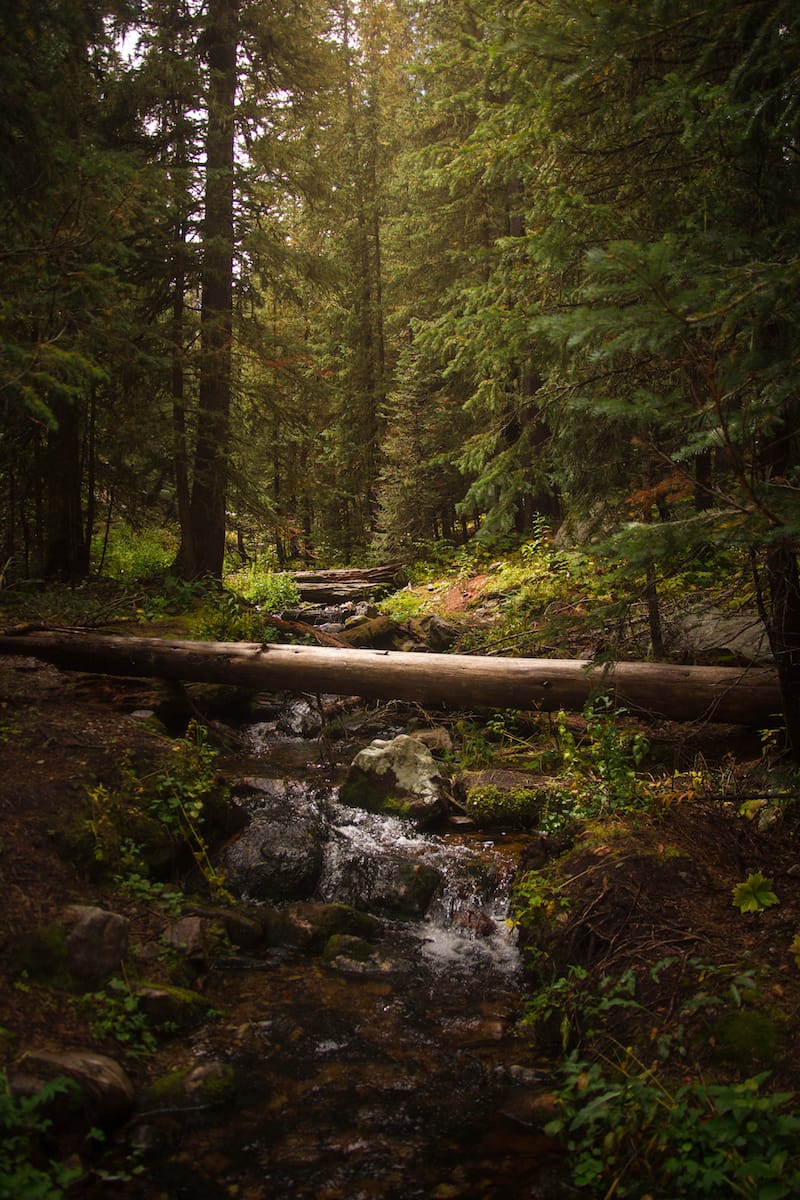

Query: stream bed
98 700 572 1199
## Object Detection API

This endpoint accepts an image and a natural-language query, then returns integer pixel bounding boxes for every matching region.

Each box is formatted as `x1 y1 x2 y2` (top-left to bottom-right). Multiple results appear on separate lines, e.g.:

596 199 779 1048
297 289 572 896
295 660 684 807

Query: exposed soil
2 639 800 1193
0 654 191 1075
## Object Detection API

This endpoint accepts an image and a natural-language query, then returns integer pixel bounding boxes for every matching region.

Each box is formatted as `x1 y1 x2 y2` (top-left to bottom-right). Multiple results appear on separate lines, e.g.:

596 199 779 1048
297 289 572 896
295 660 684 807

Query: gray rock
166 916 208 965
18 1048 134 1125
62 905 129 983
340 734 446 824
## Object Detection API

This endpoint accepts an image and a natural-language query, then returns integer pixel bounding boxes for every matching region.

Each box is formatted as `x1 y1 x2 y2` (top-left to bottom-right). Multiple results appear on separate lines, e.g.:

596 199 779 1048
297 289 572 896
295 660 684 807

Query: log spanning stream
0 628 781 724
94 698 569 1199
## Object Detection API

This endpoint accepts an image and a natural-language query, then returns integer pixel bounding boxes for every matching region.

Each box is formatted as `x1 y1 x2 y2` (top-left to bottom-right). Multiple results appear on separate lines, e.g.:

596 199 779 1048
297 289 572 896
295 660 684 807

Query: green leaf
732 873 779 914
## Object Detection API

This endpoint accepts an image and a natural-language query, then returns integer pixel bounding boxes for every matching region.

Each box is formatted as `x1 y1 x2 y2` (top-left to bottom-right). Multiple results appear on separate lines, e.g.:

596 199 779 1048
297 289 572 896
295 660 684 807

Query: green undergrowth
551 1054 800 1199
377 526 757 662
514 870 800 1197
483 689 800 1197
0 1072 82 1199
81 720 231 899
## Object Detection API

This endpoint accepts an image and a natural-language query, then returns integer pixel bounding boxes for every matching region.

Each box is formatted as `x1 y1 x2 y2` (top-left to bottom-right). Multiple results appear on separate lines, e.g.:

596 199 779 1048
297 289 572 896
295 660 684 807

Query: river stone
144 1061 238 1110
19 1048 134 1125
186 904 264 950
334 854 443 919
62 904 129 983
135 982 213 1028
340 734 446 824
165 916 211 980
454 769 558 829
222 796 326 902
261 901 383 951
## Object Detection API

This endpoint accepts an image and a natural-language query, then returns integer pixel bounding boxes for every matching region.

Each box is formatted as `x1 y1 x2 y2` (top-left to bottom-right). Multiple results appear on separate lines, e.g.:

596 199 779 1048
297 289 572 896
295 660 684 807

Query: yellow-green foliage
83 722 230 897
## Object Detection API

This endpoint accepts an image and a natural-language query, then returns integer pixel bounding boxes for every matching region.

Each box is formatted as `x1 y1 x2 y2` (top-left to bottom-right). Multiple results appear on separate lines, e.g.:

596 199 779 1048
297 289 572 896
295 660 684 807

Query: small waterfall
232 704 523 980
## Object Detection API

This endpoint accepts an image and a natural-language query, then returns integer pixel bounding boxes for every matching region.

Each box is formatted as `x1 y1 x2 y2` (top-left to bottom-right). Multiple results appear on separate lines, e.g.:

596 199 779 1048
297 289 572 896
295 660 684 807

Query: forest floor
2 588 800 1194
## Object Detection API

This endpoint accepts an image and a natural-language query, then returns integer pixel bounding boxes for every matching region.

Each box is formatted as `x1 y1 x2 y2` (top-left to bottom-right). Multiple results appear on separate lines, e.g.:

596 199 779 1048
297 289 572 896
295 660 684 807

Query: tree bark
0 631 780 725
43 398 88 580
182 0 238 580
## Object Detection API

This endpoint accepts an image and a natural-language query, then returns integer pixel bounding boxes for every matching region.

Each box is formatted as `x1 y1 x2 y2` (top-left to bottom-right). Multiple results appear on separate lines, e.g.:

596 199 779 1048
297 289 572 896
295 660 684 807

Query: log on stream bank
0 630 782 724
289 563 405 603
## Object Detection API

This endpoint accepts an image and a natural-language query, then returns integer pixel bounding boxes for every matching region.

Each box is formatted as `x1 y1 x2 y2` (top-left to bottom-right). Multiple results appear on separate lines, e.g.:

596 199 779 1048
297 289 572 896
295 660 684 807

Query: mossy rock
463 779 557 829
291 902 383 946
134 982 215 1029
260 902 383 951
322 934 375 964
144 1061 237 1109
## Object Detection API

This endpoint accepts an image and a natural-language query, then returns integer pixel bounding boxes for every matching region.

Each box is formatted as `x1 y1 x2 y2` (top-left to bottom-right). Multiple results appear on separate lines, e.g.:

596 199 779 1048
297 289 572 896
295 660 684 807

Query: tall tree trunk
169 96 193 573
765 542 800 755
44 398 88 580
183 0 238 580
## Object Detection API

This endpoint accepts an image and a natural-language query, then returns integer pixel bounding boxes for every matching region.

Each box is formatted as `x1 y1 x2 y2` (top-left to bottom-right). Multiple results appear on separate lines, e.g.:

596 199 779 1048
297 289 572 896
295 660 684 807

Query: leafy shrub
0 1072 81 1198
224 561 300 610
80 979 158 1058
541 697 651 827
92 522 177 580
732 873 780 914
85 722 229 897
549 1055 800 1198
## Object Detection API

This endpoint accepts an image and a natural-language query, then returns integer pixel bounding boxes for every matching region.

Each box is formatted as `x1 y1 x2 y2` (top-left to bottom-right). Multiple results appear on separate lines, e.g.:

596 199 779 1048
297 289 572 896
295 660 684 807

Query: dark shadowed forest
2 3 800 1198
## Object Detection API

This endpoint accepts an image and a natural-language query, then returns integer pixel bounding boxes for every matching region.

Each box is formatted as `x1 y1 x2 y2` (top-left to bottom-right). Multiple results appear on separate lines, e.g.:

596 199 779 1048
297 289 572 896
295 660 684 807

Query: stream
100 694 573 1199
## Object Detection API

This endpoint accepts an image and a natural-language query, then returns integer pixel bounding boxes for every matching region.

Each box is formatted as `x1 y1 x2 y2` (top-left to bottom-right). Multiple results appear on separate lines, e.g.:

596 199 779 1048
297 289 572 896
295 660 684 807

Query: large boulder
15 1048 135 1126
221 793 327 902
339 734 446 825
62 905 129 983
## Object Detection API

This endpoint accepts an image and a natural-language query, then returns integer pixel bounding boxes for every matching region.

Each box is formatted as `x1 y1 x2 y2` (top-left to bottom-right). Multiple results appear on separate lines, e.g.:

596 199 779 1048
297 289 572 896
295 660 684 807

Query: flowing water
100 702 572 1199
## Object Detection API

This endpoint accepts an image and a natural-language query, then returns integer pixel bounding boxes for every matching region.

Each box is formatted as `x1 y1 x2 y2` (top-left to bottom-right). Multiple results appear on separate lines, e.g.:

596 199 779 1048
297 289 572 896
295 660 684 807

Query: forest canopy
1 0 799 737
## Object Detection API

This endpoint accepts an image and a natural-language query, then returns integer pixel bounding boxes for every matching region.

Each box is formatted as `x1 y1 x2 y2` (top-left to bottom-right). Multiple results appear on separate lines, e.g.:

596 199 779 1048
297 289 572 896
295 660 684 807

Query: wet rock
18 1048 134 1126
340 734 446 825
143 1060 238 1110
187 904 265 950
437 1016 507 1045
499 1084 561 1130
222 795 326 902
261 901 383 951
322 933 375 964
358 855 443 919
450 909 496 938
321 934 392 977
277 698 323 737
62 905 129 983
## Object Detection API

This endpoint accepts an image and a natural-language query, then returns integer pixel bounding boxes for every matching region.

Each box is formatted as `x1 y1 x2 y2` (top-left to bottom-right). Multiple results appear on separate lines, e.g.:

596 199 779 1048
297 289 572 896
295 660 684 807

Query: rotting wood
0 630 781 725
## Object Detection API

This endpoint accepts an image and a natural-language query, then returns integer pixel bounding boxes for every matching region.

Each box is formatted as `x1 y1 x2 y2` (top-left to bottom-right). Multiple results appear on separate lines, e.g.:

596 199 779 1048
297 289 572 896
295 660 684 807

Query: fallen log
290 564 403 584
0 630 782 725
291 580 391 603
288 563 404 603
